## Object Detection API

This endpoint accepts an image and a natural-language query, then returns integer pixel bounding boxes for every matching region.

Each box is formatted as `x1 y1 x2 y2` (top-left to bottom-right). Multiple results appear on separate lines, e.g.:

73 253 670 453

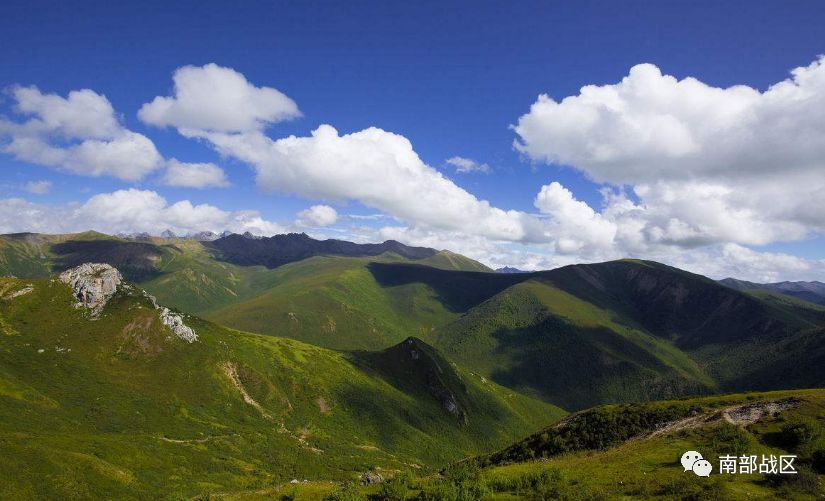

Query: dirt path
221 360 323 454
648 397 801 438
221 361 272 419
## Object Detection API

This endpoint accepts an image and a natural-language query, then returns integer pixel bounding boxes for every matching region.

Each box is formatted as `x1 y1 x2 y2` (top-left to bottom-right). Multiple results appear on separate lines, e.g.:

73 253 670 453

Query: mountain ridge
720 277 825 306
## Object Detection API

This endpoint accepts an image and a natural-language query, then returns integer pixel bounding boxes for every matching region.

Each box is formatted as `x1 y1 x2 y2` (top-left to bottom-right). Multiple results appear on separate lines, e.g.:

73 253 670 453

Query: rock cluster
359 471 384 485
58 262 197 343
59 263 122 316
158 306 198 343
142 291 198 343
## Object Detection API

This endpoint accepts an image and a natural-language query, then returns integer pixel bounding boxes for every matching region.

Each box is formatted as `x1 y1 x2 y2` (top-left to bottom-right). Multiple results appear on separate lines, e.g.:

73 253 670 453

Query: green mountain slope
416 260 825 410
201 256 468 350
434 277 715 410
465 389 825 499
0 274 561 499
218 389 825 500
0 232 494 350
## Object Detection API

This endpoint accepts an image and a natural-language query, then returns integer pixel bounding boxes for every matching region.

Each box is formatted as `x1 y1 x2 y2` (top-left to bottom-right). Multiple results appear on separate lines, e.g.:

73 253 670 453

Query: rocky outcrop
158 306 198 343
59 263 122 316
59 263 197 342
141 290 198 343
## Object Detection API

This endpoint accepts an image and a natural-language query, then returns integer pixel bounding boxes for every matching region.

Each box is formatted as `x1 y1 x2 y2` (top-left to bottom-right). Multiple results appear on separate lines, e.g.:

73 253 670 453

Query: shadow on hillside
367 262 530 312
51 240 171 281
484 316 708 411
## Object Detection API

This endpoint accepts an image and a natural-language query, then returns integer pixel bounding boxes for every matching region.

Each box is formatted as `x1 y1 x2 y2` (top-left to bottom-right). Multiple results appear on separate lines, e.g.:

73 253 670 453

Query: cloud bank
0 189 284 236
513 56 825 247
0 86 163 181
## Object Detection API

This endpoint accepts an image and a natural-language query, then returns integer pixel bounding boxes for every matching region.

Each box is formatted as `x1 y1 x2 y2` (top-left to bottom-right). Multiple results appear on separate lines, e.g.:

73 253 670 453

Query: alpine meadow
3 1 825 500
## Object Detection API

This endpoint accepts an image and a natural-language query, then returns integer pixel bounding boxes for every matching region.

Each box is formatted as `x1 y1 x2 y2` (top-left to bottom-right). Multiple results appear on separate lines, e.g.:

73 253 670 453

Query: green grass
434 279 715 410
471 389 825 499
0 276 561 499
241 390 825 500
200 256 463 350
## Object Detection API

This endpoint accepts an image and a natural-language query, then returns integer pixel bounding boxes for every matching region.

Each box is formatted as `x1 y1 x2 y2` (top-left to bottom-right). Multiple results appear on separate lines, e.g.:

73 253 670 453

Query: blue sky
1 0 825 281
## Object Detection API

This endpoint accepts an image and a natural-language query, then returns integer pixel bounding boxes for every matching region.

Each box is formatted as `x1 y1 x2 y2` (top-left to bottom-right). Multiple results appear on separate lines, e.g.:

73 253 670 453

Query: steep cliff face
59 263 122 316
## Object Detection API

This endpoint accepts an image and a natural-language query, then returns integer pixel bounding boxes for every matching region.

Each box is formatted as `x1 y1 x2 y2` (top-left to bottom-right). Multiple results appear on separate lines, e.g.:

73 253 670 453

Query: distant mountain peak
496 266 526 273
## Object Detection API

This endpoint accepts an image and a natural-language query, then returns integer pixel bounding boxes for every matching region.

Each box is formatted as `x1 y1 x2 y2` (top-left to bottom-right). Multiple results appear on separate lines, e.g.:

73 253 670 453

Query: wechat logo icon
681 451 712 477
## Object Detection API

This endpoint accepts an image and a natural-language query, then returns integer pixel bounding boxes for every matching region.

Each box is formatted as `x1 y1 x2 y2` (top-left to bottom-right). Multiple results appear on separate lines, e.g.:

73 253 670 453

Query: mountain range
1 230 824 498
720 277 825 306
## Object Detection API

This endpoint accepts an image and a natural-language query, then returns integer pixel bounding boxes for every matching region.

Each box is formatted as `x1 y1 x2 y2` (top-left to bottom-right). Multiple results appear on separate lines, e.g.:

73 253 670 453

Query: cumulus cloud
0 86 163 181
534 182 617 253
0 189 284 236
446 156 491 173
296 204 338 227
22 180 52 195
161 159 230 188
372 223 825 282
513 55 825 248
196 125 535 241
138 63 300 133
134 62 825 282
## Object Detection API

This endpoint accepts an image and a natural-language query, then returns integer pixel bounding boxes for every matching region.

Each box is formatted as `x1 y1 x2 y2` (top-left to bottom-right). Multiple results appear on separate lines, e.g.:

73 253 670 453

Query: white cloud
138 63 300 133
446 156 491 173
196 125 535 242
133 62 825 282
22 180 52 195
11 86 122 139
716 244 814 282
513 56 825 248
0 189 284 236
534 182 617 253
370 224 825 282
161 159 230 188
0 86 163 181
296 204 338 227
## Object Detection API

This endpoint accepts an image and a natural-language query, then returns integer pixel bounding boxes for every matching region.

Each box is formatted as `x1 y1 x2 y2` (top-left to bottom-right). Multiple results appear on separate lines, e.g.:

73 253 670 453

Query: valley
1 231 825 499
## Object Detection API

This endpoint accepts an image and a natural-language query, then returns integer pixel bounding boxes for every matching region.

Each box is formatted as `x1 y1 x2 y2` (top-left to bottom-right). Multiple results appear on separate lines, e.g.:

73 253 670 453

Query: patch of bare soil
221 361 324 454
316 396 331 413
648 397 801 438
221 361 272 419
117 313 163 357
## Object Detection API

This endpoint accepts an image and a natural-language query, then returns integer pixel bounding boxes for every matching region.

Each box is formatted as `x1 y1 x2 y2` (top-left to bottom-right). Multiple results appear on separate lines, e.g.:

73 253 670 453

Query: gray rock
138 289 197 343
359 471 384 485
159 306 198 343
59 263 122 316
59 263 197 343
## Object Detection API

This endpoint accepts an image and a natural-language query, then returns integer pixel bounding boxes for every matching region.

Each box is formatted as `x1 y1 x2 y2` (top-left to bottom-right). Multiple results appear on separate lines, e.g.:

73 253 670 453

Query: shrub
424 463 489 501
323 482 366 501
414 482 457 501
767 465 821 495
709 423 750 457
659 474 724 501
377 472 410 501
812 448 825 474
780 419 822 450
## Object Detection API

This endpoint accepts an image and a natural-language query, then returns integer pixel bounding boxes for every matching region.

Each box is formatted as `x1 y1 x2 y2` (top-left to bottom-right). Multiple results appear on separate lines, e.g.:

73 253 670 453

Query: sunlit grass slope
0 276 561 499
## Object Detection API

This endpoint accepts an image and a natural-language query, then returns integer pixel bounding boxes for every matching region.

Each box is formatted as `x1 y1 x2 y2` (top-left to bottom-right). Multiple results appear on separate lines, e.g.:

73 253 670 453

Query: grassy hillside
0 275 561 499
212 389 825 500
466 389 825 499
0 233 494 350
201 256 468 350
435 278 715 410
422 260 825 410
